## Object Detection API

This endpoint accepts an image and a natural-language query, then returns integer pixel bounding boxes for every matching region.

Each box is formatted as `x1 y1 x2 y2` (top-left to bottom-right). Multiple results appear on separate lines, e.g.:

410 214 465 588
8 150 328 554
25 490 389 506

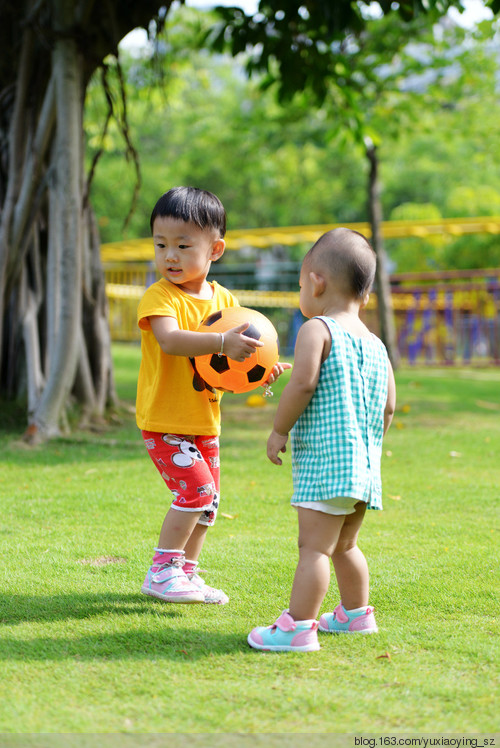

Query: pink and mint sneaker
186 567 229 605
141 559 204 603
248 610 320 652
319 603 378 634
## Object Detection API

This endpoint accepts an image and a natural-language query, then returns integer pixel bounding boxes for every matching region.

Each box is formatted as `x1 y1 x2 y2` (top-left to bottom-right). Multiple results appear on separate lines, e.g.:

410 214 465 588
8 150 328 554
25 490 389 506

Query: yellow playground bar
102 217 500 365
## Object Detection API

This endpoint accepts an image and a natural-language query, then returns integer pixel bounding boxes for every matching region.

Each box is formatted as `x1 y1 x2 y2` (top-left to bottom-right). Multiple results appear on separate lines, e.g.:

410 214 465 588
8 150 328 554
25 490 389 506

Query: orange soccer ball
194 307 279 393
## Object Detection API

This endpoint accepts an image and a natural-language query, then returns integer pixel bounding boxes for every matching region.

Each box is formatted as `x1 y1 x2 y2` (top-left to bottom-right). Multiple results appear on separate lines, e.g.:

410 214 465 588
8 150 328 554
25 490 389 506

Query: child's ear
310 271 326 297
211 238 225 261
360 292 370 309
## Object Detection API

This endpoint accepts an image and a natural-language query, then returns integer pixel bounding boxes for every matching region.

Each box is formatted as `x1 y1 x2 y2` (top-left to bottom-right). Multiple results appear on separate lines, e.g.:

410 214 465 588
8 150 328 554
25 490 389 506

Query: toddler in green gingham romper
291 316 389 511
248 227 396 652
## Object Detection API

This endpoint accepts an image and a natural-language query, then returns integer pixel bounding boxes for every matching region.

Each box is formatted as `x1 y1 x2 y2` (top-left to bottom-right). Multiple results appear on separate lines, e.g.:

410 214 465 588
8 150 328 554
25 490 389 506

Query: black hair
150 186 226 237
307 228 376 299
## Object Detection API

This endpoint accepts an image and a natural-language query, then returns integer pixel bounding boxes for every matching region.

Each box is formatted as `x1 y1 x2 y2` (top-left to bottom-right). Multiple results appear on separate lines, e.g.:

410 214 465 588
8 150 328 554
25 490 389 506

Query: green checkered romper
291 316 389 510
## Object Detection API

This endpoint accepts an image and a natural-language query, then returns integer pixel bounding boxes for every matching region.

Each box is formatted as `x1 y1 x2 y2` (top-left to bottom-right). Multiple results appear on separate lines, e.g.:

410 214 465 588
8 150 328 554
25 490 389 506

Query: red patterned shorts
141 431 220 527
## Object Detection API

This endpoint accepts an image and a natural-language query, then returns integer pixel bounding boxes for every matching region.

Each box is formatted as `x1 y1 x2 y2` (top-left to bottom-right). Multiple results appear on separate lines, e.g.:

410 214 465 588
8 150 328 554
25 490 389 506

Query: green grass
0 344 498 734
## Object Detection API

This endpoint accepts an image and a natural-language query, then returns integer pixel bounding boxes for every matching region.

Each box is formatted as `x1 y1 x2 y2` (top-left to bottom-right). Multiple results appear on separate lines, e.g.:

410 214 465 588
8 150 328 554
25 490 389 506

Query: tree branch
10 75 56 260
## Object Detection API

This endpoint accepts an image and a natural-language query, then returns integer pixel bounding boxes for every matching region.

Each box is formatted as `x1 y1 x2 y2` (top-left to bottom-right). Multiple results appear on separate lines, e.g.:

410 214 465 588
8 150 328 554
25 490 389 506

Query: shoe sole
247 633 320 652
318 624 378 634
141 586 204 603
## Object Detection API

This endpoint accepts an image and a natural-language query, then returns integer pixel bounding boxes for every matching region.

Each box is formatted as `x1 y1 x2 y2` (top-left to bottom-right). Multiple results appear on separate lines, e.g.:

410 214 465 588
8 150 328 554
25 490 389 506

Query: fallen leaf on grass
388 494 401 501
449 451 462 458
376 652 392 661
221 512 238 520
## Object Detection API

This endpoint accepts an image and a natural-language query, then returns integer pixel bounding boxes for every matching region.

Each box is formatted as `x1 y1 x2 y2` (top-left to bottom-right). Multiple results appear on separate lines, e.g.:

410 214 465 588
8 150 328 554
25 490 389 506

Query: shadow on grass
0 593 163 626
0 628 248 661
0 593 249 660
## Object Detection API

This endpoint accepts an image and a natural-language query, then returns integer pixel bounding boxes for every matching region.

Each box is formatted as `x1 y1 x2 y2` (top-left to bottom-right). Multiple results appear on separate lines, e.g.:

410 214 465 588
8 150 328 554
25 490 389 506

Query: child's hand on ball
224 322 264 361
264 361 292 385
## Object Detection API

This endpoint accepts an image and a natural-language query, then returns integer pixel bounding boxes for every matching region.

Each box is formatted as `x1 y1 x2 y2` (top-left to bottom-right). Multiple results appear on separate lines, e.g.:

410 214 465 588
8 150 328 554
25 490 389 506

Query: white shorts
291 497 360 516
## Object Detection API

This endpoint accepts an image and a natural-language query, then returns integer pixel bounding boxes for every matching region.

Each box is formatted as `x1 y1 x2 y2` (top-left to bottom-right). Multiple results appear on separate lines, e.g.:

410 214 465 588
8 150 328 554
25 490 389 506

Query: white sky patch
448 0 493 26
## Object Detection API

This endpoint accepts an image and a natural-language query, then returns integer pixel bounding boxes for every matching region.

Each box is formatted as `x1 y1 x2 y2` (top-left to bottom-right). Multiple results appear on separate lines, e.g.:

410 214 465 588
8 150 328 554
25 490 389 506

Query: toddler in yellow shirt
137 186 289 604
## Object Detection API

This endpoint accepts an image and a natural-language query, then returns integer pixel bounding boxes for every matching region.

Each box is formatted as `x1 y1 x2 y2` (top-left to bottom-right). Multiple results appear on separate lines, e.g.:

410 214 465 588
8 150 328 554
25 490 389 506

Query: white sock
344 606 368 615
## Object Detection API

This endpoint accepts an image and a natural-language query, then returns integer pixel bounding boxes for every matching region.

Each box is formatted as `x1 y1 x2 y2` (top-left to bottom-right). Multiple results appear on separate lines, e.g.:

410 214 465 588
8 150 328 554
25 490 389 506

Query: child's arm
149 315 263 361
384 360 396 435
267 319 328 465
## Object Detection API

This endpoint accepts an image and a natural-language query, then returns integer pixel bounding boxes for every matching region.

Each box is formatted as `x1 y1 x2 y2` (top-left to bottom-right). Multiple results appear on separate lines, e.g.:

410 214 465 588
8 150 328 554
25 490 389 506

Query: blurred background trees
88 6 500 275
1 0 499 438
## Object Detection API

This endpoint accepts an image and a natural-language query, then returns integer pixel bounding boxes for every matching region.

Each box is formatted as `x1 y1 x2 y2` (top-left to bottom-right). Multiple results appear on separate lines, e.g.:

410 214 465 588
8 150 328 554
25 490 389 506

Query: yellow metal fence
103 218 500 363
101 216 500 261
105 268 500 365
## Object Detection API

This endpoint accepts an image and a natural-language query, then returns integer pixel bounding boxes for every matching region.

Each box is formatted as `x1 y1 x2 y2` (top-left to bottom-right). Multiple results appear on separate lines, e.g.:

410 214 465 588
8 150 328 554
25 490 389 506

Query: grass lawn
0 343 498 735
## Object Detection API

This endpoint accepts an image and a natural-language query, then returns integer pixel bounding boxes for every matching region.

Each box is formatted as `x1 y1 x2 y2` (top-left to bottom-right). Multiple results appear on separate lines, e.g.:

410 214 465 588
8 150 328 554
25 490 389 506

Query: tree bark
366 141 400 368
0 0 172 441
29 31 84 438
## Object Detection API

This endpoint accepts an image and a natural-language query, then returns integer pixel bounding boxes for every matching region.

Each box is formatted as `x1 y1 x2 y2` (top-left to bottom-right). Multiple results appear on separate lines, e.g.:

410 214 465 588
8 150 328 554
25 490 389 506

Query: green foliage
208 0 464 103
85 22 368 240
85 8 500 273
0 345 498 732
387 202 448 272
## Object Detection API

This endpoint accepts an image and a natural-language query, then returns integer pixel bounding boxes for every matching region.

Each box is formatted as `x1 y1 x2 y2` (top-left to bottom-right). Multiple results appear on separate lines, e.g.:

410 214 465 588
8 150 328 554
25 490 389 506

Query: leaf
376 651 392 661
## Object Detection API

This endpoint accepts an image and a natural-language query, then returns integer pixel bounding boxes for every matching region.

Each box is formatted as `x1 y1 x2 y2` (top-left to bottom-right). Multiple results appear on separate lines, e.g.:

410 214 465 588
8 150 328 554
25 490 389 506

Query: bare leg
289 508 345 621
183 522 209 562
157 507 203 551
331 501 369 610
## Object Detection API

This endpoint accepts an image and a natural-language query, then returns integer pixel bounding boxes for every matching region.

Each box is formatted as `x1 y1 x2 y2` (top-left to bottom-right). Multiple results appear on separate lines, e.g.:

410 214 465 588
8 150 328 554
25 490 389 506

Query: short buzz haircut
306 228 376 299
150 186 227 238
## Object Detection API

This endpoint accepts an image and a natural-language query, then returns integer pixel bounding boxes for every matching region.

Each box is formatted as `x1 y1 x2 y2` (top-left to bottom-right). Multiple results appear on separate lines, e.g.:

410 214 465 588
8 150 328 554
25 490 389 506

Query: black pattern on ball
209 354 230 373
247 364 266 383
203 311 223 326
243 323 262 341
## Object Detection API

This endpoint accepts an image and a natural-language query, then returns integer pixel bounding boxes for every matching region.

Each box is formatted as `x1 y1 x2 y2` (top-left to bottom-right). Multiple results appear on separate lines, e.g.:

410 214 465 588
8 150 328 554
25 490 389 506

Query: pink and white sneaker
248 610 320 652
319 603 378 634
141 559 204 603
186 568 229 605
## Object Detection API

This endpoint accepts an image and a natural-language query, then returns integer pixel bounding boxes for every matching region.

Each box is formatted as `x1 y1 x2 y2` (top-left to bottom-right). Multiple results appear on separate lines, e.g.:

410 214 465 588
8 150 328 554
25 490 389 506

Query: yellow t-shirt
136 278 239 435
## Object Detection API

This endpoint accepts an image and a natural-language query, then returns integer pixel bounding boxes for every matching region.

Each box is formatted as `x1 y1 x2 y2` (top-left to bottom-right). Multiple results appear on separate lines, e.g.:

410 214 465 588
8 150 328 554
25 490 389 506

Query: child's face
152 216 224 295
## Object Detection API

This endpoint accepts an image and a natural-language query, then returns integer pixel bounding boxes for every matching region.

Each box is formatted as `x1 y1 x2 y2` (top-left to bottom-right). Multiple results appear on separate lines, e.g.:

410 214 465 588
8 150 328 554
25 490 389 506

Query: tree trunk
366 141 400 368
0 2 118 443
0 0 172 442
30 32 83 438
